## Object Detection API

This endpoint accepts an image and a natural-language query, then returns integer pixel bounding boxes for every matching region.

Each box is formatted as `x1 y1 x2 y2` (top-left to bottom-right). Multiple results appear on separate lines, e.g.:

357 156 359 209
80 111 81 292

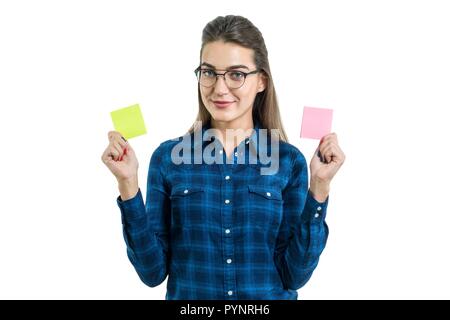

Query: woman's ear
257 73 267 93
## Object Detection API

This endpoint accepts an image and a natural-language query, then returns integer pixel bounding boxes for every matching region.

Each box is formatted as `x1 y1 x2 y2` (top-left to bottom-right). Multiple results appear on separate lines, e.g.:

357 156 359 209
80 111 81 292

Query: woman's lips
213 101 235 108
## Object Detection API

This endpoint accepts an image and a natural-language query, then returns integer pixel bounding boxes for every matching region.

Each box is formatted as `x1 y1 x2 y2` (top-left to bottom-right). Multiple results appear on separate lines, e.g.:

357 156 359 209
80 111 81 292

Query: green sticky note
110 104 147 139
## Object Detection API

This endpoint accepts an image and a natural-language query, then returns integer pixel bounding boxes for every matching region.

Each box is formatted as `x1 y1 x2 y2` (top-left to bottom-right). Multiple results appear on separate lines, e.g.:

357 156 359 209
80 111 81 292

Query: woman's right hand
101 131 139 182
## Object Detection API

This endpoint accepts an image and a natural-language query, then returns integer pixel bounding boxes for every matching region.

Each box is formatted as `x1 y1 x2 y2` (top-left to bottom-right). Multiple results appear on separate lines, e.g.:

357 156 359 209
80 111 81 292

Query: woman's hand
309 133 345 202
101 131 139 183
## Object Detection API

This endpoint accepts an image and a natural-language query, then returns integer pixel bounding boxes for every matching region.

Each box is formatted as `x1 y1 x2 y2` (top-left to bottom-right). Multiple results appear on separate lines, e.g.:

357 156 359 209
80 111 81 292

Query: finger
119 145 128 161
319 148 330 164
326 132 338 140
124 143 135 157
113 141 125 159
111 135 128 152
101 148 114 163
314 144 324 162
108 131 127 144
319 141 331 163
321 145 335 164
324 144 345 165
319 136 328 149
116 136 128 150
108 146 120 161
332 144 346 164
316 149 323 163
321 132 338 145
108 131 120 141
319 135 333 148
321 141 339 163
119 144 128 161
319 139 332 151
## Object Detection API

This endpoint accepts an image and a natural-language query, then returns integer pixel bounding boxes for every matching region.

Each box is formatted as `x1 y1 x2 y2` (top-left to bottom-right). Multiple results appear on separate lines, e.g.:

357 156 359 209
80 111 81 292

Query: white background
1 0 449 299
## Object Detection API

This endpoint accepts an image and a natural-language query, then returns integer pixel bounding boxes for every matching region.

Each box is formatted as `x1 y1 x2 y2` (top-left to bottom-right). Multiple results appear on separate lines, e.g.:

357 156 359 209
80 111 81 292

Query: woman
101 15 345 300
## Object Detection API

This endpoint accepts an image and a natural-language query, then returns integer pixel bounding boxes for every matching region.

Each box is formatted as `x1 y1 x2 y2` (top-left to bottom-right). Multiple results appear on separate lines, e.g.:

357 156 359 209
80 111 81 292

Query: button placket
219 164 236 299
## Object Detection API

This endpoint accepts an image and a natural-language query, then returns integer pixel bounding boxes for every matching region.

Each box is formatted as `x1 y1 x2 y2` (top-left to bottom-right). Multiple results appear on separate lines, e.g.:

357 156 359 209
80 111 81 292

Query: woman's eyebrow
200 62 249 70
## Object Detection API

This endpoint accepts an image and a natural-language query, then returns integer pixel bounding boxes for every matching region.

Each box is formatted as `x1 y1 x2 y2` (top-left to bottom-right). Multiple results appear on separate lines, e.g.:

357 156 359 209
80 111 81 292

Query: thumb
314 139 325 163
314 145 322 162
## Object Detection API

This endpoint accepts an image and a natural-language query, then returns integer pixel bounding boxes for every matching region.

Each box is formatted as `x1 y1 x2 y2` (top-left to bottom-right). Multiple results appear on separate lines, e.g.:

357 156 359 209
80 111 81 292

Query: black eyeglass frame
194 66 260 89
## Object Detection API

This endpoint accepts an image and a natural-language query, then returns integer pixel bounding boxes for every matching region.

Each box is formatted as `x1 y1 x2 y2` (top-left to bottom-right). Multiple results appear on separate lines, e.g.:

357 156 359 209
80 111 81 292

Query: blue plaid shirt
116 121 329 300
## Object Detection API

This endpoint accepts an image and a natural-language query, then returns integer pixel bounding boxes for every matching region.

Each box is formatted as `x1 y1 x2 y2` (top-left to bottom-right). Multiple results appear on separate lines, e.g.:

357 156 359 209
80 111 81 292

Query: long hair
188 15 288 142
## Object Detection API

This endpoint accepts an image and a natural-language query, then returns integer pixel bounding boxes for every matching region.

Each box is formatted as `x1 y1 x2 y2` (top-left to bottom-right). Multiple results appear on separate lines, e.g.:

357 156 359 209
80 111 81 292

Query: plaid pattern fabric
117 121 329 300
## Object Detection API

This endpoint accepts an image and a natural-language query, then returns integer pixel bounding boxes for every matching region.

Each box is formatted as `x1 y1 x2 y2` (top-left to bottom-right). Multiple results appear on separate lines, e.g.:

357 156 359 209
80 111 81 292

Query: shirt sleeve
274 148 329 290
116 143 171 287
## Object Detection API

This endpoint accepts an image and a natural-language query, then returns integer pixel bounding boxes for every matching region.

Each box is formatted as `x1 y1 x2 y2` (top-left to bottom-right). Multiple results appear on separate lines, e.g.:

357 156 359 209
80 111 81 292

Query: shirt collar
192 119 261 150
190 121 273 169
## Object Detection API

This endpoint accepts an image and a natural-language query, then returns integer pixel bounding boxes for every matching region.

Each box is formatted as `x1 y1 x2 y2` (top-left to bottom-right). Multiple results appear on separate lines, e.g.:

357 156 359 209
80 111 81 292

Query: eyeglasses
194 67 260 89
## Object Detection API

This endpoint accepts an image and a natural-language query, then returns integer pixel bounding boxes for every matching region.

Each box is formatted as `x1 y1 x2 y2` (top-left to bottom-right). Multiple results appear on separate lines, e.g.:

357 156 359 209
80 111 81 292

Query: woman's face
199 41 266 125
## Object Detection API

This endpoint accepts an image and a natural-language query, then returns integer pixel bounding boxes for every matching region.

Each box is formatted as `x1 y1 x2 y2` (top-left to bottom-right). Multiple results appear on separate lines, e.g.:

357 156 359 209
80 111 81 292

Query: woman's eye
229 72 244 80
201 70 215 77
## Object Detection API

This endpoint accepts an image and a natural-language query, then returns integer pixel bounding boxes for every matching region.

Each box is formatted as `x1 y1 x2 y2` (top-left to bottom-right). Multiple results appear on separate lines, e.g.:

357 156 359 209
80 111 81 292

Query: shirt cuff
301 190 329 222
116 188 145 222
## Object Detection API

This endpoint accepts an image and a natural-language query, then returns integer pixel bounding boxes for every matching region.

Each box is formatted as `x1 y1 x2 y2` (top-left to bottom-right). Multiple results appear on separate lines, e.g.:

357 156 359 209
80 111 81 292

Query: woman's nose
214 75 230 94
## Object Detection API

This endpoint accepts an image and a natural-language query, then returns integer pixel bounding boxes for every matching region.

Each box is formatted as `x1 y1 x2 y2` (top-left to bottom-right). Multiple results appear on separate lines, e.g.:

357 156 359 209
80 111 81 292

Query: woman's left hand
309 133 345 201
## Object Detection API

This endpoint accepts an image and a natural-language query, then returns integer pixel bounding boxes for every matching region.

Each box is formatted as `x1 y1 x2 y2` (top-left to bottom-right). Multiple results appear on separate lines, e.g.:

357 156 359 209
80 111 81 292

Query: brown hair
188 15 288 142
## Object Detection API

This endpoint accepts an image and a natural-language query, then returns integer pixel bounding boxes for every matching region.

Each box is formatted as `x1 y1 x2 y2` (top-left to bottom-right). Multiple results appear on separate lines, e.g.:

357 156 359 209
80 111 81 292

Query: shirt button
225 229 231 234
317 206 322 211
225 199 230 204
226 259 232 264
219 150 223 154
314 213 320 218
225 175 230 180
183 189 189 194
266 192 271 197
228 290 233 296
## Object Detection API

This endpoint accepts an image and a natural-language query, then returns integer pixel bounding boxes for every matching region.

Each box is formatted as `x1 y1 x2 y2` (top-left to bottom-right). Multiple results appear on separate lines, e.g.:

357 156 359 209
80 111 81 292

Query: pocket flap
248 185 282 200
170 186 204 197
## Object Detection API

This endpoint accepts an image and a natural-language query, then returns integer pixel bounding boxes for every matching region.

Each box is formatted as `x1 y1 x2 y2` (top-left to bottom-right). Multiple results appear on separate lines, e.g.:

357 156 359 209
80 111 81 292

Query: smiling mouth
213 101 235 108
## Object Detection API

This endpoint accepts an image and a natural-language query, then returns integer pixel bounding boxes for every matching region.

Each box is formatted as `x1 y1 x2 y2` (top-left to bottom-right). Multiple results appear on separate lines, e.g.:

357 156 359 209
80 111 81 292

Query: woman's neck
210 116 255 159
211 117 254 134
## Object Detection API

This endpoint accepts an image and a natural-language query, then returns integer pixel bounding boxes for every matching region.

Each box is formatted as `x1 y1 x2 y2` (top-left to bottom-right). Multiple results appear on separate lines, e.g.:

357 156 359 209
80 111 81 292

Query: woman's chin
210 113 237 123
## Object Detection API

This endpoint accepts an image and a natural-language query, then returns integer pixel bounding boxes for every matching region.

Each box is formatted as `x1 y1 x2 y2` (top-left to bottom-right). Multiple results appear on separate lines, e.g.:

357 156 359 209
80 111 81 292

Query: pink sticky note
300 106 333 139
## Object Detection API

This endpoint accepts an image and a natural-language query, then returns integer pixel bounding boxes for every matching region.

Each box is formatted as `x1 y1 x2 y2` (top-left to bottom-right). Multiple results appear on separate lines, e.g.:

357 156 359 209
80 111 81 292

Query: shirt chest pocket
169 186 205 228
246 185 283 228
